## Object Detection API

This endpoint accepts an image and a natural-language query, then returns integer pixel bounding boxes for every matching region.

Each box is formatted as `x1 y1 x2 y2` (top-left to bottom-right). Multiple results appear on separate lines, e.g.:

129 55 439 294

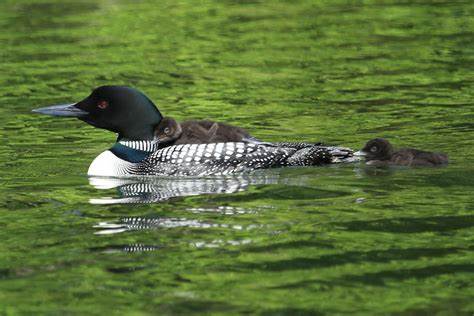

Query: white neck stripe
118 140 159 152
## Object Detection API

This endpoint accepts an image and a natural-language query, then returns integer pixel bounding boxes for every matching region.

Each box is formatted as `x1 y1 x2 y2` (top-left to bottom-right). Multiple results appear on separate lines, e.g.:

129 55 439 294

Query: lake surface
1 0 473 314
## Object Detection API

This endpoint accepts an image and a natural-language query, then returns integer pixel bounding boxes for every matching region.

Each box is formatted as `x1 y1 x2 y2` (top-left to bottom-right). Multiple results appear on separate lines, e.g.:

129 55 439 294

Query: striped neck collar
117 140 159 153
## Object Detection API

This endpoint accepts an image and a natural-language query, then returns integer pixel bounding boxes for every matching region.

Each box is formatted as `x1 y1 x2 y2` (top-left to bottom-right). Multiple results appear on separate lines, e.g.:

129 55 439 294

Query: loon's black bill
32 103 88 117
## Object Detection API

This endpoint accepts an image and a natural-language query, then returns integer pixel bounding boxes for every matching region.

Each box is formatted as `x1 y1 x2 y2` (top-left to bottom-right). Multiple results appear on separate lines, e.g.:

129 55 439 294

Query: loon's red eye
97 100 109 109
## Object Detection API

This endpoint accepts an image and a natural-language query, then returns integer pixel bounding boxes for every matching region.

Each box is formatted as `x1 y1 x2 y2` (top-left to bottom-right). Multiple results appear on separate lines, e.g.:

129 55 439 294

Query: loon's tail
322 146 360 163
283 143 359 166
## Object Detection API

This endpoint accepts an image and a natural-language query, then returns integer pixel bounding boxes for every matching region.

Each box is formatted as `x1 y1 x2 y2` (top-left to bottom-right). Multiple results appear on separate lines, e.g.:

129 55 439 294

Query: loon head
33 86 163 140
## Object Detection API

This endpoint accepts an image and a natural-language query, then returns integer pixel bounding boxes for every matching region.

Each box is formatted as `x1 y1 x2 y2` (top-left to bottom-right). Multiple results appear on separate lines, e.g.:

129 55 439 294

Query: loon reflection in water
88 169 315 204
94 216 256 235
90 171 305 236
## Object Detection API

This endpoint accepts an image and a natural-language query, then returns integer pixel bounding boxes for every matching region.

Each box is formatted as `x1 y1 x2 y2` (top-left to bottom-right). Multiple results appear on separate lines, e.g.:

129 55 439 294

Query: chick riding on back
154 117 257 146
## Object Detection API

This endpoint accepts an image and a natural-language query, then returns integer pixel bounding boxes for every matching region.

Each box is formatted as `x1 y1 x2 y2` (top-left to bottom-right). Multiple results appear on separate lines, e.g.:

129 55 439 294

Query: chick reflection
88 171 293 204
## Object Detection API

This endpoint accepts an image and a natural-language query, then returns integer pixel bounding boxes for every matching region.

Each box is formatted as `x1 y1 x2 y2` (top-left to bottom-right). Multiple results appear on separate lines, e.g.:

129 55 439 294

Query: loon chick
154 117 184 144
155 117 256 145
33 85 358 177
357 138 448 167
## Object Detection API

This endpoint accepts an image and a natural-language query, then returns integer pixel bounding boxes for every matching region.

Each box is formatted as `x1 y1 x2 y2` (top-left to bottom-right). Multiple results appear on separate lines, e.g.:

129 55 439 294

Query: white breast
87 150 134 177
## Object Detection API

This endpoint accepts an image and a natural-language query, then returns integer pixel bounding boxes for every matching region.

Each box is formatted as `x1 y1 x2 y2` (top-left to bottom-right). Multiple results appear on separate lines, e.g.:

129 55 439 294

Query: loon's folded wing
133 142 292 176
124 142 357 176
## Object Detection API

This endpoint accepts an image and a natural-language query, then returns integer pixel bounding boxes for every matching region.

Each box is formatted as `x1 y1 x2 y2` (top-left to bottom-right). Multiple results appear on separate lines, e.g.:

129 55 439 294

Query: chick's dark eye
370 146 378 153
97 100 109 109
164 127 171 134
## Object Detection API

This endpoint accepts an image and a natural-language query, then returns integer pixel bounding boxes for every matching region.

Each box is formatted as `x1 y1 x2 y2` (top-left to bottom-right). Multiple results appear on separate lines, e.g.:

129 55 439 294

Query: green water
1 0 473 314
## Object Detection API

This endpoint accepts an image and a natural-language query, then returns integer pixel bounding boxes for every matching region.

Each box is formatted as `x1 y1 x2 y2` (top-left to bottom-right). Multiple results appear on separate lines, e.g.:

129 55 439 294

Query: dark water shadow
11 2 99 31
342 263 474 286
260 308 323 316
339 215 474 233
245 240 335 252
158 300 239 315
227 247 466 272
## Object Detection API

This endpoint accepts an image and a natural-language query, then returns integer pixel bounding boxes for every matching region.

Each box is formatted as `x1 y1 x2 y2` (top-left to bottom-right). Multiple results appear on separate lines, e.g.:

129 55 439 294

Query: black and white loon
33 86 358 177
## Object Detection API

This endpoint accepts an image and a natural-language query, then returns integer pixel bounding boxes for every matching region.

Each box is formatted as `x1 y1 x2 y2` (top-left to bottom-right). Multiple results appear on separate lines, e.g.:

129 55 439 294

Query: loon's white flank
87 150 134 177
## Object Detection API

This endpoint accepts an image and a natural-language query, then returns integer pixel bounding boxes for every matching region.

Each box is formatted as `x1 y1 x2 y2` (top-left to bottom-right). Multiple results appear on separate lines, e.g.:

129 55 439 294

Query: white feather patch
87 150 133 177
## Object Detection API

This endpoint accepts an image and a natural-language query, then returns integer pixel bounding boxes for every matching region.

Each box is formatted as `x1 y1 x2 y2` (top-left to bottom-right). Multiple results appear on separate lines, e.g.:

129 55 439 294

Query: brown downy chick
357 138 448 167
155 117 258 145
154 117 183 144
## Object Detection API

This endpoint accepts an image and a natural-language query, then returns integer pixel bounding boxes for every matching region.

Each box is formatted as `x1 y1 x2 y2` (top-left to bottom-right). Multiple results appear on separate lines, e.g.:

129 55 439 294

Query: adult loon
356 138 448 167
33 86 358 177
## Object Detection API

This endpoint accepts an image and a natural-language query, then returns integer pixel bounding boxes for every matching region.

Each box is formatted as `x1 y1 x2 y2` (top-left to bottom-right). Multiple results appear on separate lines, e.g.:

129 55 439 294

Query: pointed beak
32 103 88 117
354 150 367 157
